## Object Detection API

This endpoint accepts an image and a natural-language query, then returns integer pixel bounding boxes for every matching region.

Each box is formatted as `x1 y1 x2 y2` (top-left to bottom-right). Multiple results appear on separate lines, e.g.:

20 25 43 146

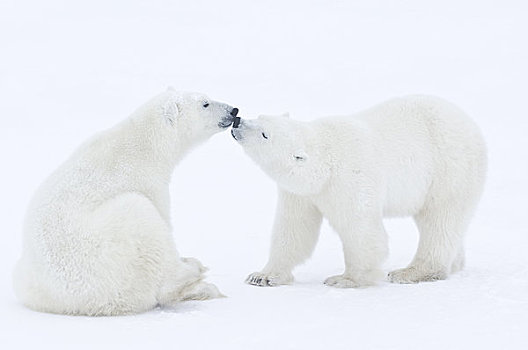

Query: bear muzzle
218 107 240 128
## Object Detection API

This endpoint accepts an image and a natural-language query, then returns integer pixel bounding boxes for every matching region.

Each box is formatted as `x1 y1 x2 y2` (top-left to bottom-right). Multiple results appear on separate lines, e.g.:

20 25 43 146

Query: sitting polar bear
231 95 486 288
14 89 238 315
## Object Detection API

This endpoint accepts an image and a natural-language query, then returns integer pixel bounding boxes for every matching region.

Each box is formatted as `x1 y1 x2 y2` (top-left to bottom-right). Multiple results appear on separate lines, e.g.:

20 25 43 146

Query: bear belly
382 157 432 217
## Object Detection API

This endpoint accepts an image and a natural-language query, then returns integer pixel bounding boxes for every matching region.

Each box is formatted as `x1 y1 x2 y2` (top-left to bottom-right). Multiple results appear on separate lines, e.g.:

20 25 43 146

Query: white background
1 0 527 349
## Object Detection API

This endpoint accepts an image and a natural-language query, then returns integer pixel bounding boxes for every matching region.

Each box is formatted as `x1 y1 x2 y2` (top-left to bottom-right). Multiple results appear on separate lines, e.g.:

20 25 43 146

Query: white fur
233 95 487 288
13 89 236 315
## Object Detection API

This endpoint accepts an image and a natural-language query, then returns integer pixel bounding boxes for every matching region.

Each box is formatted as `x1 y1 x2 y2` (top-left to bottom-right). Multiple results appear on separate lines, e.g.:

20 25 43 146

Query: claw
246 272 290 287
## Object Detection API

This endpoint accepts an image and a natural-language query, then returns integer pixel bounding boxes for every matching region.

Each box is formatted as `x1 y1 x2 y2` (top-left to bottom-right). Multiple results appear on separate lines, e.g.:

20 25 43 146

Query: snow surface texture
0 0 526 349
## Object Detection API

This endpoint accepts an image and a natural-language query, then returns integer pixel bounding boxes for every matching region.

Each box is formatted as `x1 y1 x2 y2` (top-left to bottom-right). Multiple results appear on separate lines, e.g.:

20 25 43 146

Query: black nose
230 108 239 117
232 116 241 128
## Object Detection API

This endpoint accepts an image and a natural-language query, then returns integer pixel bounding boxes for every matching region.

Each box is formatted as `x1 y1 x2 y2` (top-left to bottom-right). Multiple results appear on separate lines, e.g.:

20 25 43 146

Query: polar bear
13 89 239 315
231 95 486 288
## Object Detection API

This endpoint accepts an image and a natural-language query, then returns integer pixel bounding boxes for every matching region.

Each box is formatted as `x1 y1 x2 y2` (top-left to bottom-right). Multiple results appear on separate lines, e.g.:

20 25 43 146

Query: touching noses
231 108 241 128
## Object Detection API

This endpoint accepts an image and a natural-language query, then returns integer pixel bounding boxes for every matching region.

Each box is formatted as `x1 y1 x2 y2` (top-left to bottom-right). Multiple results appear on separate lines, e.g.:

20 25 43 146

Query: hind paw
181 257 208 273
181 281 224 301
388 266 447 284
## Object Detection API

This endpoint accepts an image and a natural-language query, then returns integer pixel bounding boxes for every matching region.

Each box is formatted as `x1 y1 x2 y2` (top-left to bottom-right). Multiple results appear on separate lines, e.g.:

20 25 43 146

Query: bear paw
388 266 448 284
181 281 224 301
324 275 361 288
245 271 293 287
181 257 208 273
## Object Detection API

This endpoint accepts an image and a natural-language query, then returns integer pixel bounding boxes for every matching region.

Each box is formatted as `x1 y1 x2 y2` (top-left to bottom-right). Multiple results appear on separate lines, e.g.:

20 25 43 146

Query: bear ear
280 112 290 118
162 96 180 126
293 149 308 162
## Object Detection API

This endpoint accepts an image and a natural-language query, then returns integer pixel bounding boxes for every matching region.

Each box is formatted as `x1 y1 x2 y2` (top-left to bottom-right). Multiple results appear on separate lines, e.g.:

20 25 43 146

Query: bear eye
261 132 268 139
203 102 209 108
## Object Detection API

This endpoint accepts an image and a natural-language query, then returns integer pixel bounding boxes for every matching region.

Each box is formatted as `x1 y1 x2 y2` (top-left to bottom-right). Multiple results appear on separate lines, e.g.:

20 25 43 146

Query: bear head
231 114 331 196
132 88 238 150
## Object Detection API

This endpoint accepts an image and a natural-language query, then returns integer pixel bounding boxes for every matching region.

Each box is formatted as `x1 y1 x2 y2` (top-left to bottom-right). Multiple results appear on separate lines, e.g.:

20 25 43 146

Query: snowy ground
1 1 527 349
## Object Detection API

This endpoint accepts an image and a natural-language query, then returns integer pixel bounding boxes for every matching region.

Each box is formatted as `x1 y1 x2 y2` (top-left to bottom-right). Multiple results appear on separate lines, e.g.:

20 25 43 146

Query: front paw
245 271 293 287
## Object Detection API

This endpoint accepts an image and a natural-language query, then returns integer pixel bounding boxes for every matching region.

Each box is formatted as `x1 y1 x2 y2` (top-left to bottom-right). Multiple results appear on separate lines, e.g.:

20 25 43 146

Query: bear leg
158 255 223 305
327 214 388 288
246 190 323 287
388 199 473 284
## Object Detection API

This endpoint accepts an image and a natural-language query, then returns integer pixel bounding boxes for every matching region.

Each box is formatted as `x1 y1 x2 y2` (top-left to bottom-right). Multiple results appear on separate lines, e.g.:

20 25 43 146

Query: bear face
231 114 331 196
135 89 238 148
172 92 237 134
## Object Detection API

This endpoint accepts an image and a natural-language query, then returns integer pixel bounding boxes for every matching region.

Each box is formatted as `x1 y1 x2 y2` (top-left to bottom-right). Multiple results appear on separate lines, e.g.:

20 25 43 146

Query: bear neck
109 117 198 183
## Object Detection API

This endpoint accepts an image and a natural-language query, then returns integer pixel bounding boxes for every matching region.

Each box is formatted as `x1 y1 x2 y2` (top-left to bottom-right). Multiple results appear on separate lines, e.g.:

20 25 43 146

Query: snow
1 0 527 349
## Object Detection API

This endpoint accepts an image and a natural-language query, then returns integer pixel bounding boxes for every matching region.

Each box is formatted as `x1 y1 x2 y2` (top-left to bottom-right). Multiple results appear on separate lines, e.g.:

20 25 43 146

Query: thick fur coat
232 95 487 288
14 89 237 315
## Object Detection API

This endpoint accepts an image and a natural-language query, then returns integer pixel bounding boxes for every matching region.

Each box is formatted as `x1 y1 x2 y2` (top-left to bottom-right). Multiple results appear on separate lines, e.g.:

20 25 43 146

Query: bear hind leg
157 256 223 306
388 200 473 284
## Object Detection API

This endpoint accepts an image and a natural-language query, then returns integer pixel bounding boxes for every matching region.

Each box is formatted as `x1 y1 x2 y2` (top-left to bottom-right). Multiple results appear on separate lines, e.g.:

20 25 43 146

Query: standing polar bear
232 95 486 288
14 89 238 315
